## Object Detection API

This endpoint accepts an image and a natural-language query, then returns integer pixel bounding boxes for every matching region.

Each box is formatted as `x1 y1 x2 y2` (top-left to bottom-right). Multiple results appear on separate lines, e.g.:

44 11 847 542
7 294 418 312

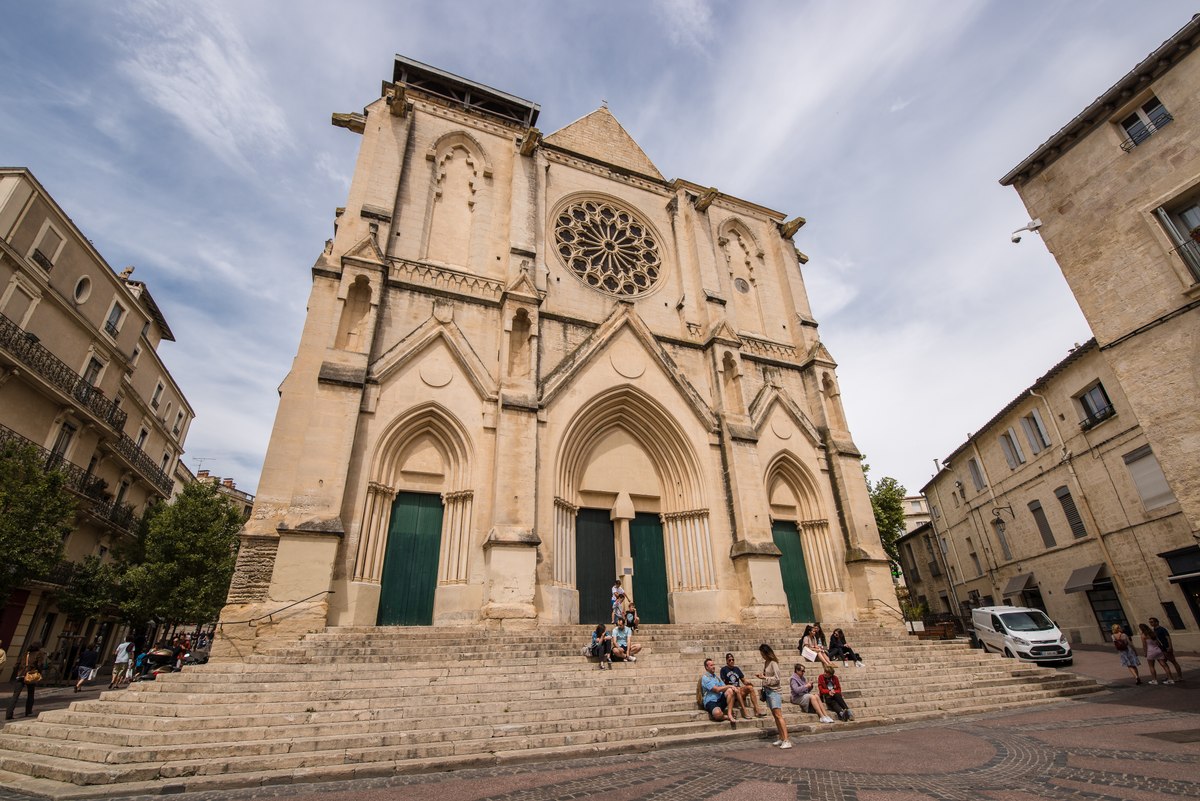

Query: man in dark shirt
1149 617 1183 683
74 644 99 692
719 652 766 719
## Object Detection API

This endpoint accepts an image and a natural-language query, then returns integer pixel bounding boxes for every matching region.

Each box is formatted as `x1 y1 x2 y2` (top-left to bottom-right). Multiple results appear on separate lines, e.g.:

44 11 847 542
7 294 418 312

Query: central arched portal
556 387 709 626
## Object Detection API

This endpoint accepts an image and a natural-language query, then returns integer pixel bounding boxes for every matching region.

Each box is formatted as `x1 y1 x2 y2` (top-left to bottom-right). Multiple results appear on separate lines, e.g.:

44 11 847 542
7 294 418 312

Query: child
818 664 853 721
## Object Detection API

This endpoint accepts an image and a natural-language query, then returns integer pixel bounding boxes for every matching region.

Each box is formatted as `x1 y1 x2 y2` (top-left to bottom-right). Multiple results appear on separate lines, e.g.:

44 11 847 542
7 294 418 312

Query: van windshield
999 611 1055 632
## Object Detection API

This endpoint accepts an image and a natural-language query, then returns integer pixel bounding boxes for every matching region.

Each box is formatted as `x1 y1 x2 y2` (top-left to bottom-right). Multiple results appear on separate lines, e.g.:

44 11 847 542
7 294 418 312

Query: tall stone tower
218 57 895 653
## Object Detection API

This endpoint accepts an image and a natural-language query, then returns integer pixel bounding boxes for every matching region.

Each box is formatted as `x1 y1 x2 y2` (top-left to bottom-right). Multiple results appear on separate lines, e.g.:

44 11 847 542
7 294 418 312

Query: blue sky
2 1 1195 495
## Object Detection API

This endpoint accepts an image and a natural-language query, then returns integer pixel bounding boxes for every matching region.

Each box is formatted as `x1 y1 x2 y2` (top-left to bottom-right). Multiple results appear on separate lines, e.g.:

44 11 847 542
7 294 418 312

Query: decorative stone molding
741 335 797 360
438 490 474 584
662 509 716 591
352 482 397 583
552 497 578 587
389 258 503 301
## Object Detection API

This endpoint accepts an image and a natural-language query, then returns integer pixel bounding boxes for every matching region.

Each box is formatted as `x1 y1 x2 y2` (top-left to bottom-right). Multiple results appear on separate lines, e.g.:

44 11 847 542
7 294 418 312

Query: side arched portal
553 386 711 624
354 404 474 625
766 453 843 623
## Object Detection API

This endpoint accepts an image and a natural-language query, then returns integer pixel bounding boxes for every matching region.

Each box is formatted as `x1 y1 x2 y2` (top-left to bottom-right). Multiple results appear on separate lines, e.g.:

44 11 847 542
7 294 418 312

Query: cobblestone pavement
0 647 1196 801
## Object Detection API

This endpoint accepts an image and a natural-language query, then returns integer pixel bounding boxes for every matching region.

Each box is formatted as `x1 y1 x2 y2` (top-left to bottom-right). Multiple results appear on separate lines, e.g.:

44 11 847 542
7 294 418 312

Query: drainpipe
927 481 965 616
968 441 1004 600
1028 388 1133 621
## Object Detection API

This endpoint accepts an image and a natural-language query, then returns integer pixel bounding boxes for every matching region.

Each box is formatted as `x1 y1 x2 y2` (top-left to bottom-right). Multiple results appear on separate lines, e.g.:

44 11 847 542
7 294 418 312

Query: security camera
1011 233 1022 244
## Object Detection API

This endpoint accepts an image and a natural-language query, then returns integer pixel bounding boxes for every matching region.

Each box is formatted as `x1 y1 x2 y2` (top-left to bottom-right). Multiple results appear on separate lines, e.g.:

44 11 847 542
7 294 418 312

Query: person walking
6 641 45 720
755 644 790 748
74 643 99 692
1139 623 1171 685
110 636 133 688
1149 617 1183 683
1112 623 1141 684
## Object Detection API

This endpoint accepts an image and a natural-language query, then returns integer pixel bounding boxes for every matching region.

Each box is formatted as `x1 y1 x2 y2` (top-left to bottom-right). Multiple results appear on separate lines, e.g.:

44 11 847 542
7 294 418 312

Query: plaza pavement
1 644 1197 801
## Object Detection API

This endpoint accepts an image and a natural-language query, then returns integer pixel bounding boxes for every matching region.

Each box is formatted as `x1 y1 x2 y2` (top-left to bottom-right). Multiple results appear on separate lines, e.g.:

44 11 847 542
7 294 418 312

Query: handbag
801 646 818 662
24 669 42 684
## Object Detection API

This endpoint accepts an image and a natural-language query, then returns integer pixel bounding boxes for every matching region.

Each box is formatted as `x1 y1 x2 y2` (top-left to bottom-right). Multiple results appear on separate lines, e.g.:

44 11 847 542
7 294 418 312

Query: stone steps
0 623 1100 797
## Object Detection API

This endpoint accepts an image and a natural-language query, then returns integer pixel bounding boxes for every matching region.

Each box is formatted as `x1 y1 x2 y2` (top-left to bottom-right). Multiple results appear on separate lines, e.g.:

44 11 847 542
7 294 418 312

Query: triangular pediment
371 315 496 401
705 320 741 348
342 234 385 266
803 340 837 368
543 107 664 181
541 304 716 430
748 385 823 448
502 268 544 304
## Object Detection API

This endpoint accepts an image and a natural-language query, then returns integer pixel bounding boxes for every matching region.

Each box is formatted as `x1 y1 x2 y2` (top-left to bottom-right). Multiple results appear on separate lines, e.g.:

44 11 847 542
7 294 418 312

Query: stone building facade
0 168 192 667
1000 15 1200 626
218 58 894 652
916 340 1196 650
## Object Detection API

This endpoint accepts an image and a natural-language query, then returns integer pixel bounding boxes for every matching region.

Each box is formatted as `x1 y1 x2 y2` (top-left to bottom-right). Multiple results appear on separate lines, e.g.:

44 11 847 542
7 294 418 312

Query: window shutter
1123 446 1176 511
1029 500 1056 548
1007 427 1025 462
1054 486 1087 538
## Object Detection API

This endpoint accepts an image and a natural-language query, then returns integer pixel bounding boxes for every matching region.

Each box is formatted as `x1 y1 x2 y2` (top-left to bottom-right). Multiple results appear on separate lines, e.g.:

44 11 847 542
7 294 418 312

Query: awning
1168 570 1200 584
1064 564 1106 594
1002 573 1036 596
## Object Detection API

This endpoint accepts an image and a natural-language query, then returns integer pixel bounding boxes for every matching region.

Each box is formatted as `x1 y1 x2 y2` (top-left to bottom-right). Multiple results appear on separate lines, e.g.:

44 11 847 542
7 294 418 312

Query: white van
971 605 1073 666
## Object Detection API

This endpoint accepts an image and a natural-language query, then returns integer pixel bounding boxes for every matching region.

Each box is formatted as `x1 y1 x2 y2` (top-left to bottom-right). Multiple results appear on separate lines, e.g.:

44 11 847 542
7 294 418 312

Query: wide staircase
0 624 1102 798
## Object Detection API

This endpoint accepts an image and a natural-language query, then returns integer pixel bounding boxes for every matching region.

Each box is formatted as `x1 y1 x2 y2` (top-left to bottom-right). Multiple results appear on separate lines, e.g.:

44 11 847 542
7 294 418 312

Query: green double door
377 492 444 626
773 520 815 624
575 509 669 625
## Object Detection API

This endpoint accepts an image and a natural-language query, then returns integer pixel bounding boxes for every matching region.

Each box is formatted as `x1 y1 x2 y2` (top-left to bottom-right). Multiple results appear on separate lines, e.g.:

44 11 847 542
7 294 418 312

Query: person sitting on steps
818 664 854 721
590 623 614 669
611 619 640 662
799 624 833 668
790 663 835 723
828 628 864 668
699 658 738 726
720 652 766 719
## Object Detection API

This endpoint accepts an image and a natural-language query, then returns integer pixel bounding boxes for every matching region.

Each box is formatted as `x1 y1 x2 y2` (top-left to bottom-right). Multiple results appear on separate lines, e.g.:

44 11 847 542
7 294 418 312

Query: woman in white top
755 644 791 748
800 624 833 668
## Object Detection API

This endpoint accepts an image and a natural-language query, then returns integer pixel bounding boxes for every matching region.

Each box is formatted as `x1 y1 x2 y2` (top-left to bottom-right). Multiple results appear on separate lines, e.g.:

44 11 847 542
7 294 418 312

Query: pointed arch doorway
574 509 669 625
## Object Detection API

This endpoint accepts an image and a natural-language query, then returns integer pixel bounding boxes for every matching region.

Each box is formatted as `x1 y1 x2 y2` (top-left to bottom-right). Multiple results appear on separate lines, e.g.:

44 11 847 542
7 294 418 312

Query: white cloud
652 0 716 50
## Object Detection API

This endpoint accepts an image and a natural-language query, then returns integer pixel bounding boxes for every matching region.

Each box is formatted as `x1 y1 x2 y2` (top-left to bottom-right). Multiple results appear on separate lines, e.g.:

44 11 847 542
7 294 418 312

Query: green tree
861 458 907 564
55 555 118 622
0 443 77 605
122 481 241 625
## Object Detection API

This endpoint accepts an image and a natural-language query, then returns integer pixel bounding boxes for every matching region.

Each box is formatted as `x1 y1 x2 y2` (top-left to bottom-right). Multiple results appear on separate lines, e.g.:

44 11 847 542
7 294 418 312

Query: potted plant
1189 226 1200 244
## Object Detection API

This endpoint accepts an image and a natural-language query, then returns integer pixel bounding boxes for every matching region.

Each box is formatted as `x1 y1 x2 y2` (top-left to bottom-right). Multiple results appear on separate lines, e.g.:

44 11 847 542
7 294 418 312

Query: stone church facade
218 57 894 652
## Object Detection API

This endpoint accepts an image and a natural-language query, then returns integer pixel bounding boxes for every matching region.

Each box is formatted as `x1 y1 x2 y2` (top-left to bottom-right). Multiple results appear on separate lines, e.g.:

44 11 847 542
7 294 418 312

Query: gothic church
218 57 895 651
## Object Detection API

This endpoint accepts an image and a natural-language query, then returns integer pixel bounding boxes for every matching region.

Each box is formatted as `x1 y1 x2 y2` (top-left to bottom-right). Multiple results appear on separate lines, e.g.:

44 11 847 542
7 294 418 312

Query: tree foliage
121 481 241 625
0 443 76 604
862 458 907 564
56 555 118 622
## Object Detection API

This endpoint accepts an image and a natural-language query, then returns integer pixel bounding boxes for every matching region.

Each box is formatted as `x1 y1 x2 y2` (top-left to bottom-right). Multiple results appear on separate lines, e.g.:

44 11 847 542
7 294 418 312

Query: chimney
223 478 235 489
197 469 210 479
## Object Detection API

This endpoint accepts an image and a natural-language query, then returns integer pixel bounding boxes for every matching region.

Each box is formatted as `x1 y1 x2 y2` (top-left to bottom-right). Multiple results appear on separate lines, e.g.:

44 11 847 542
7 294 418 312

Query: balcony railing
103 320 119 338
0 422 106 498
111 431 174 496
30 249 54 272
1079 404 1116 431
0 312 127 430
1119 108 1174 152
88 497 136 532
1174 238 1200 282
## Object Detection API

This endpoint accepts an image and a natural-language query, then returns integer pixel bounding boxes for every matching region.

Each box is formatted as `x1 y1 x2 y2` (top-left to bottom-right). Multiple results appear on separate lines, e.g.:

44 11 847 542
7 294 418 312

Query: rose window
554 200 661 296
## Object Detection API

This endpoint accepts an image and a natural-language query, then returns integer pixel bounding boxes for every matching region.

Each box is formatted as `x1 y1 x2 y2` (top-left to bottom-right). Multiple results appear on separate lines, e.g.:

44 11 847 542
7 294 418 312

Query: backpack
1114 636 1128 652
696 678 706 709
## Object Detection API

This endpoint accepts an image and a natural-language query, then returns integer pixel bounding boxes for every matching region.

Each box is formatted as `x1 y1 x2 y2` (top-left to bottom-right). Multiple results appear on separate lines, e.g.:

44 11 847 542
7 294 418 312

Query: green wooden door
629 513 669 624
576 508 615 624
377 492 444 626
773 520 814 624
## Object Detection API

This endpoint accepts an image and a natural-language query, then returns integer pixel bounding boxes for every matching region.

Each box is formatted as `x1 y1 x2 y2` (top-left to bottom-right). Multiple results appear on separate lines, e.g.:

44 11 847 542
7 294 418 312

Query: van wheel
1003 648 1014 658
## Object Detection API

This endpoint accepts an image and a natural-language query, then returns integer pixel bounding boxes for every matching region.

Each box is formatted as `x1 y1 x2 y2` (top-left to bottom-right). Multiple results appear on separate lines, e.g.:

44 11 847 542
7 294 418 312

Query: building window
905 543 920 581
966 537 982 577
932 505 940 520
160 452 171 471
910 500 923 512
173 411 184 436
1153 196 1200 283
29 223 65 271
967 458 986 491
992 518 1013 561
1054 486 1087 539
1123 445 1177 511
50 422 76 460
1077 382 1114 430
999 428 1026 470
1029 500 1056 548
136 427 148 449
82 357 103 386
130 344 142 367
151 382 164 409
1118 95 1172 151
73 276 92 304
104 302 127 337
1021 408 1051 454
115 480 130 506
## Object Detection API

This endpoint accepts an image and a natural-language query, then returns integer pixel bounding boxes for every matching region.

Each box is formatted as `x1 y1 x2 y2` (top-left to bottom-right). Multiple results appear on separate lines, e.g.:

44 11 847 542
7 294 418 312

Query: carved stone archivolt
554 199 662 297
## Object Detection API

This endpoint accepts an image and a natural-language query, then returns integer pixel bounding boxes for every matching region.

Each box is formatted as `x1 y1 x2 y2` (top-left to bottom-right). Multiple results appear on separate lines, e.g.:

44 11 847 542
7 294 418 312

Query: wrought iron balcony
30 249 54 272
1079 404 1116 431
1174 238 1200 282
87 497 136 533
111 431 174 496
0 422 106 498
0 312 127 430
1119 108 1174 152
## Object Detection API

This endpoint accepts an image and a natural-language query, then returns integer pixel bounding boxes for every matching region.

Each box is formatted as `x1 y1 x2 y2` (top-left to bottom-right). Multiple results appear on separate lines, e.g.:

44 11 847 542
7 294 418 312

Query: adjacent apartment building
0 168 194 669
912 340 1194 650
1000 14 1200 623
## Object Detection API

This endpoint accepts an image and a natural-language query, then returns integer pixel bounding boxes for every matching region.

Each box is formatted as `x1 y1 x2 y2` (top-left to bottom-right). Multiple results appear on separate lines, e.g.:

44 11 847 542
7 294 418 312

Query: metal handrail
868 597 906 621
217 590 335 627
0 311 127 430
